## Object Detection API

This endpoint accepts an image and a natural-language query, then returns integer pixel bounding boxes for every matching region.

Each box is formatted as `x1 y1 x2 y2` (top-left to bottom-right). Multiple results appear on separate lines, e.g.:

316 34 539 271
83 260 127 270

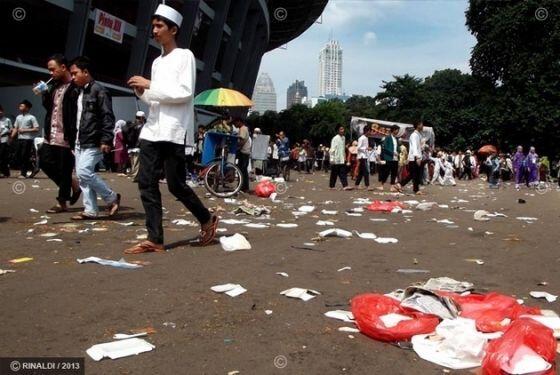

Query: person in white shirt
399 121 424 194
0 104 13 177
125 4 218 253
354 124 373 189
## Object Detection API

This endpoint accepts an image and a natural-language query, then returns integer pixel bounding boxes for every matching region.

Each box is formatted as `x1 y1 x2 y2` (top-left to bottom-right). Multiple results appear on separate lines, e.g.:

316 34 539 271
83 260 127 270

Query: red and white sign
93 9 124 44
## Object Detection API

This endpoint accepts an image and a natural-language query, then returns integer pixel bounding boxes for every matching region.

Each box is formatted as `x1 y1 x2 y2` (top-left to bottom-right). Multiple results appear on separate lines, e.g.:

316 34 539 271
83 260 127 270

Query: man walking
12 100 39 178
399 121 424 195
69 56 121 220
39 54 81 213
233 118 251 192
0 105 13 178
126 4 218 253
354 124 372 189
329 125 352 190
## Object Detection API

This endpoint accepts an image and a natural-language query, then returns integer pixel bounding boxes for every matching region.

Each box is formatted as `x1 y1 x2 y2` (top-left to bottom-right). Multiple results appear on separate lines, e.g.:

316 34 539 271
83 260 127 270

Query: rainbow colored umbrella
194 88 253 107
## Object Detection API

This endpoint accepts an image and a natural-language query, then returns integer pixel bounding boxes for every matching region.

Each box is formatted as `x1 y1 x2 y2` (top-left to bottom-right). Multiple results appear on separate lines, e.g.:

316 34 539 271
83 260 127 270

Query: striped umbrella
194 88 253 107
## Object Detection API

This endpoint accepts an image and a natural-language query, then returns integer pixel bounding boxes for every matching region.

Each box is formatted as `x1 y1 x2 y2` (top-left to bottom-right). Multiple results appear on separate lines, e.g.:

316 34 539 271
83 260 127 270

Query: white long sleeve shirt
137 48 196 146
408 130 422 162
357 135 369 159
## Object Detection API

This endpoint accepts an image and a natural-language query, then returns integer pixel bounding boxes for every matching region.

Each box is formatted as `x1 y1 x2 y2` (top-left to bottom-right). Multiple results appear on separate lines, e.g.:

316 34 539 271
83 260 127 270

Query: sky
258 0 477 111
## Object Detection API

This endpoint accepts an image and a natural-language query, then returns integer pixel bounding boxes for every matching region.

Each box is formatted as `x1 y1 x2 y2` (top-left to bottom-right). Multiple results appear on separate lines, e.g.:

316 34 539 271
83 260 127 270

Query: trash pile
327 277 559 374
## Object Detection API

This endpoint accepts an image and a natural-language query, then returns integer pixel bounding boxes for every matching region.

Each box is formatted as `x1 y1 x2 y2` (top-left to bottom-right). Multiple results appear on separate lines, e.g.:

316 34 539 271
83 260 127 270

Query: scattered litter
244 223 269 229
374 237 398 244
319 228 352 238
40 233 58 237
162 322 176 328
113 332 148 340
276 272 289 278
171 219 197 226
419 277 474 293
9 257 33 264
0 269 16 275
345 212 363 217
46 238 63 242
518 199 526 204
211 283 247 297
298 205 315 213
338 327 359 333
369 218 388 222
77 257 143 269
233 205 270 216
473 210 491 221
86 338 155 361
366 201 405 213
400 288 459 320
136 234 148 240
397 269 430 274
416 202 437 211
520 314 560 338
529 291 557 303
265 310 273 315
33 219 48 225
465 259 485 265
324 310 354 322
516 217 538 222
29 208 39 213
412 318 487 370
337 266 352 272
321 210 338 215
277 223 298 228
303 242 315 246
433 219 454 225
280 288 320 301
316 220 335 226
353 231 377 240
380 313 413 328
468 227 474 232
116 221 135 226
221 219 250 225
220 234 251 252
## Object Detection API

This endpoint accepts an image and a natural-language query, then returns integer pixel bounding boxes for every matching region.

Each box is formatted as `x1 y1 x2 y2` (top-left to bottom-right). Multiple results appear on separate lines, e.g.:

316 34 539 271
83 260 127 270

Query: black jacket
42 81 79 148
77 80 115 149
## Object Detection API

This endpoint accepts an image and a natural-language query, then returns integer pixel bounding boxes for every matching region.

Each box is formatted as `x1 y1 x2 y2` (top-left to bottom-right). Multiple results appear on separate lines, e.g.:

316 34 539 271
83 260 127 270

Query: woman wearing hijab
512 146 525 190
526 146 539 187
113 119 128 173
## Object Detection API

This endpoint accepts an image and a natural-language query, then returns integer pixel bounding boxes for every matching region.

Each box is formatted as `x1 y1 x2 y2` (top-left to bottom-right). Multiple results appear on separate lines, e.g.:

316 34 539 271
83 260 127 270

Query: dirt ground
0 170 559 375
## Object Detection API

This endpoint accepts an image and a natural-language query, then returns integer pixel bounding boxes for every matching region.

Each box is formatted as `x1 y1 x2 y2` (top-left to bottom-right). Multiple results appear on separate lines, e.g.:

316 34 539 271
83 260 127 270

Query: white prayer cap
136 111 145 118
254 127 261 133
154 4 183 28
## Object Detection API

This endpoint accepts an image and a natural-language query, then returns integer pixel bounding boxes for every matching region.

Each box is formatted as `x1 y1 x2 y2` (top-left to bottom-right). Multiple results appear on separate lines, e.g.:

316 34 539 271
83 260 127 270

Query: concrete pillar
64 0 91 58
178 0 202 48
126 0 158 77
220 0 250 84
230 12 258 90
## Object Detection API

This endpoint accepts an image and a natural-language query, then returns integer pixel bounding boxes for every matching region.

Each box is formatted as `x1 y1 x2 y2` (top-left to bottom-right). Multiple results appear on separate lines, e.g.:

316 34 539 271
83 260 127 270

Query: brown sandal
71 212 98 221
46 205 67 213
198 215 219 246
124 241 165 254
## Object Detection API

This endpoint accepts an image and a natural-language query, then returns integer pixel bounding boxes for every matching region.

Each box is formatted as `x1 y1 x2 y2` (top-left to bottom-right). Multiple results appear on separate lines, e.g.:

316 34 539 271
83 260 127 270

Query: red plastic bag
482 318 556 375
366 201 405 213
351 294 440 342
447 292 540 332
255 180 276 198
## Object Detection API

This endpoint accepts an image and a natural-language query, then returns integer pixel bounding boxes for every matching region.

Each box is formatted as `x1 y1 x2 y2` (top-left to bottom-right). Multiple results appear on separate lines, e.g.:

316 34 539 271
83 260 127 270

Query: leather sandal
124 241 165 254
71 212 98 221
107 193 121 217
46 205 67 213
198 215 219 246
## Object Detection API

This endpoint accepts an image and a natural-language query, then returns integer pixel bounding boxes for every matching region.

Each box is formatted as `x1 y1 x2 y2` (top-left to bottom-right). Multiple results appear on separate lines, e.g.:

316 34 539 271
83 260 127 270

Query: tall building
318 40 342 97
286 80 308 109
252 72 277 114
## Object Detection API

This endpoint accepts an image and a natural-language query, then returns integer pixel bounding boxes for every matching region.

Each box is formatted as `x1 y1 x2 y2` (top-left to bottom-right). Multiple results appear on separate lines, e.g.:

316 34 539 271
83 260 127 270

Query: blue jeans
75 146 117 216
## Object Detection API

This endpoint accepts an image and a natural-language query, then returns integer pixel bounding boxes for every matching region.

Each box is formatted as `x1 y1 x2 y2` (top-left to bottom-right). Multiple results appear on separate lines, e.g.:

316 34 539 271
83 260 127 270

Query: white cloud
363 31 377 45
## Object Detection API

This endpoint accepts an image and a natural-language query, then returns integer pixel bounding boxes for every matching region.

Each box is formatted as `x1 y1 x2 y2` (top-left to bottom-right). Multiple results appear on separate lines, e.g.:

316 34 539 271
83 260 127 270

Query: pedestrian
354 124 372 190
368 137 377 176
0 105 13 178
113 119 128 173
297 143 307 172
460 150 473 180
399 121 424 195
347 140 358 179
12 100 39 178
315 144 324 173
329 125 352 190
526 146 539 187
122 111 145 182
39 54 82 213
69 56 121 220
377 125 401 192
232 117 251 192
398 144 408 182
512 146 525 190
125 4 218 253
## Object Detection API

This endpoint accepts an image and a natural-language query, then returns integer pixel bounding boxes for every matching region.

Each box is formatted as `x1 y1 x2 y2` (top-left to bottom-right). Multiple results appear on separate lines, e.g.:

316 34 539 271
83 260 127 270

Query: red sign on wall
93 9 124 44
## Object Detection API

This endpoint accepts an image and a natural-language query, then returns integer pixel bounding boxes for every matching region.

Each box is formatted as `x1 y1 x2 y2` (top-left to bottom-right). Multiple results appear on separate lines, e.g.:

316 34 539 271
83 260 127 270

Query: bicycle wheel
204 161 243 197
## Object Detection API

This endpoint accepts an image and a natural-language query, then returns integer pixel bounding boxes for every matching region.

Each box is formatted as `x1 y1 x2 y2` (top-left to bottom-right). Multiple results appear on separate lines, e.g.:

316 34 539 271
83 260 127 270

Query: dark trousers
355 159 369 186
16 139 34 176
460 168 472 180
138 140 211 244
329 164 348 188
400 161 422 193
39 143 74 202
0 143 10 176
369 161 376 176
379 160 399 185
237 152 250 191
